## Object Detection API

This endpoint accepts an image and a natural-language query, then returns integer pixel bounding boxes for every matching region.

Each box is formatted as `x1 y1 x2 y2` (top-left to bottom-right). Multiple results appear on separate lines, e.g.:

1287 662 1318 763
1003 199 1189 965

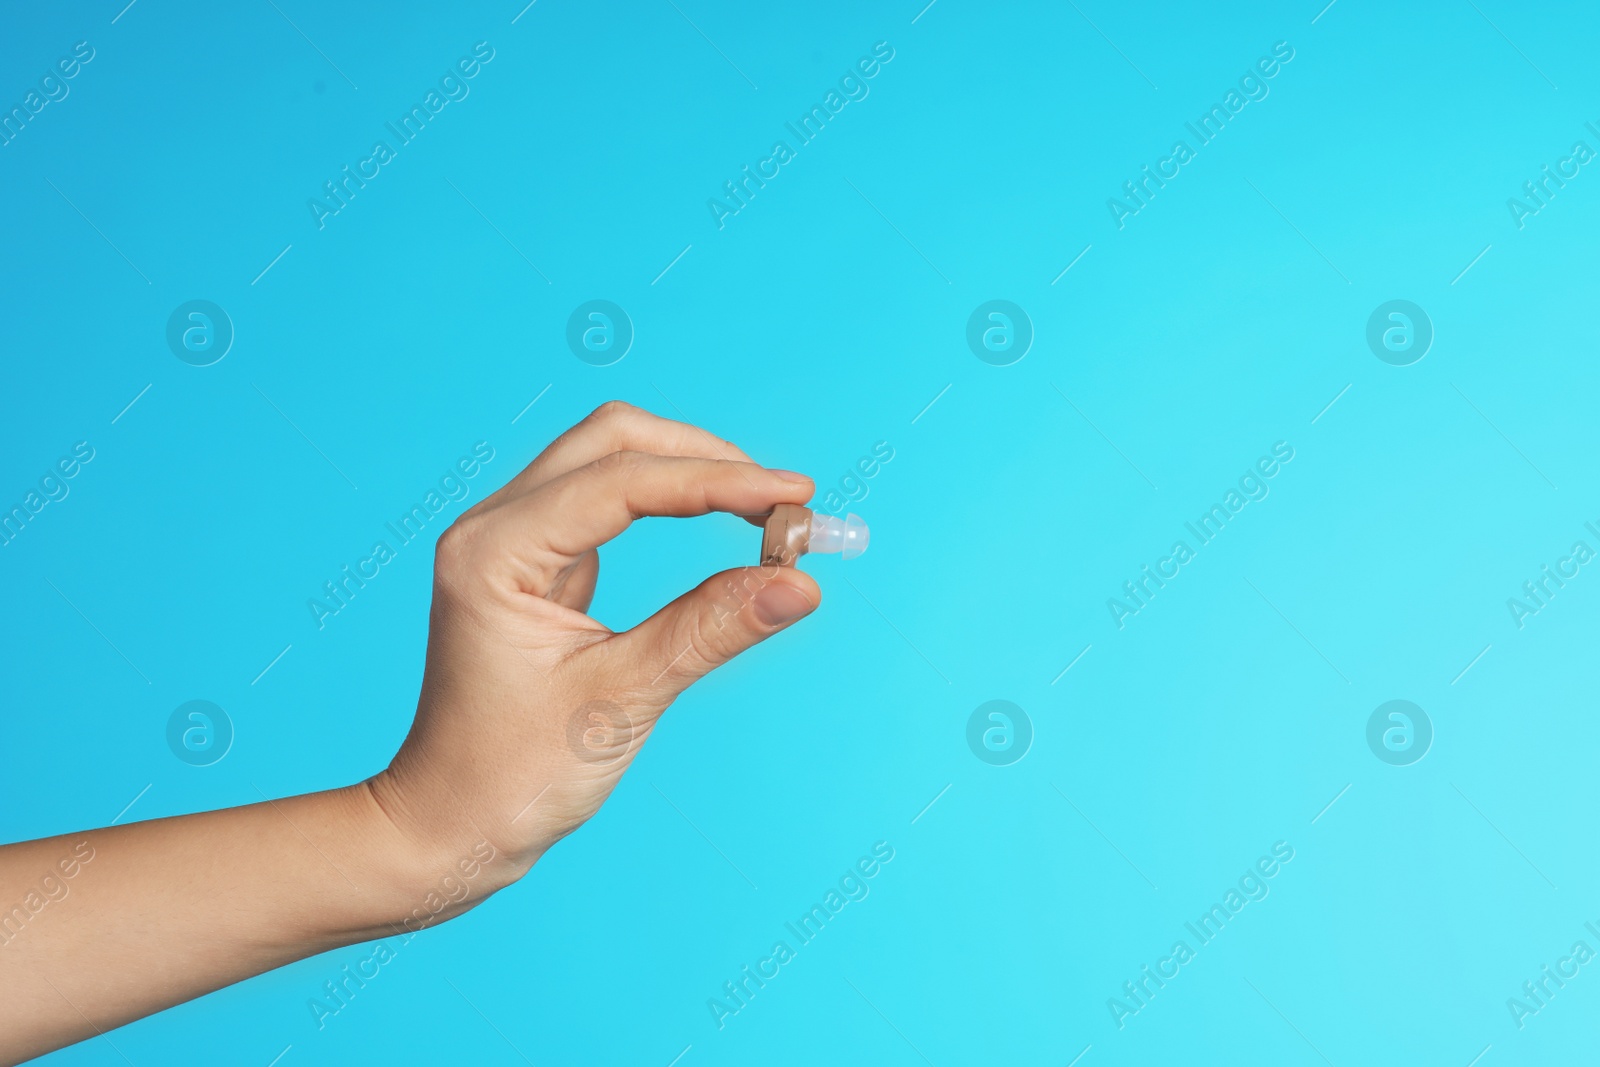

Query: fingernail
754 582 815 626
769 468 811 484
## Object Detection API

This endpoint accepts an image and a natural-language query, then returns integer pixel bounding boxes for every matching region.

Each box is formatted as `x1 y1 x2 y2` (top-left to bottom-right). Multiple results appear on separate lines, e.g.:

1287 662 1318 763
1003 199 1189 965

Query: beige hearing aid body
761 504 811 566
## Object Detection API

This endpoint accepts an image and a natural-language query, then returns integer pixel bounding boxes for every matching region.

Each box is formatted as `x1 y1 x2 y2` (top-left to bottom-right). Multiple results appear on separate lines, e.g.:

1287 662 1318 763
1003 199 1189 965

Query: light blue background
4 1 1599 1063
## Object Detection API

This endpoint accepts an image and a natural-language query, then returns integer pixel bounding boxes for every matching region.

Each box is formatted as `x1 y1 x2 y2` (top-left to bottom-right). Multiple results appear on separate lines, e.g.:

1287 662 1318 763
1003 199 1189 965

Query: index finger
471 452 813 594
474 401 758 516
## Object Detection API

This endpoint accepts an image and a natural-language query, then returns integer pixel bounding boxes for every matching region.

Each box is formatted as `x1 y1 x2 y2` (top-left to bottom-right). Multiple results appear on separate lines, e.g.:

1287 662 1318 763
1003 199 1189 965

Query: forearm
0 782 453 1065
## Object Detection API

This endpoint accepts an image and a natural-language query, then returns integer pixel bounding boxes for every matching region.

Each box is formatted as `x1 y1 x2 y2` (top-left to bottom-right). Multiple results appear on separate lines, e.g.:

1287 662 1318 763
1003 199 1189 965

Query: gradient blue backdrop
4 1 1598 1064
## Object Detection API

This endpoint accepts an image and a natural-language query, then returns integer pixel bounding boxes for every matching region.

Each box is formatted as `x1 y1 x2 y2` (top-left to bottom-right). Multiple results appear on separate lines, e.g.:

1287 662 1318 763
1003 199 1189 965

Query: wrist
358 770 538 910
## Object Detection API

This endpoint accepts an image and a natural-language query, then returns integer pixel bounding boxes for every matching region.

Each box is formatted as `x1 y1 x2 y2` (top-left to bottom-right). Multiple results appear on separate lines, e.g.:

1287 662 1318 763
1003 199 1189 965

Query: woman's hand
368 401 821 892
0 401 816 1064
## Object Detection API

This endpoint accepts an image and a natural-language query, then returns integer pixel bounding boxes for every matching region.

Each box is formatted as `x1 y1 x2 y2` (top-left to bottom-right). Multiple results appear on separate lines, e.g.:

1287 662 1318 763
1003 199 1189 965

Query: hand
367 402 820 892
0 402 820 1063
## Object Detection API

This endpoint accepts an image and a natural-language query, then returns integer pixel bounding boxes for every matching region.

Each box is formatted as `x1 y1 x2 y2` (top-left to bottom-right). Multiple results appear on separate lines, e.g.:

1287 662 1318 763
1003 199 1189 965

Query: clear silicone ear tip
841 513 869 560
802 512 869 560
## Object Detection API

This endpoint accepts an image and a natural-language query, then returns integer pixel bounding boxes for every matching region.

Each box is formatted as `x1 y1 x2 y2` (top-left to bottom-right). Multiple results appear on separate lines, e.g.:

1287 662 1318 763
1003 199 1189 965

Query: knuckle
594 449 644 477
433 517 478 571
588 400 637 425
680 617 729 671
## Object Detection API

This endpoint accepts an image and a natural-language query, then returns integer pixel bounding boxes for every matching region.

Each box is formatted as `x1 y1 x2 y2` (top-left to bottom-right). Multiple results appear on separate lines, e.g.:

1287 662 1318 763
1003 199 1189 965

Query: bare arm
0 787 446 1063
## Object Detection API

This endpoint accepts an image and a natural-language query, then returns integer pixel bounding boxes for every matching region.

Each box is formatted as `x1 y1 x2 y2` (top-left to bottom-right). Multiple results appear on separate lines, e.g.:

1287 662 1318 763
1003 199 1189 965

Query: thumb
621 565 821 700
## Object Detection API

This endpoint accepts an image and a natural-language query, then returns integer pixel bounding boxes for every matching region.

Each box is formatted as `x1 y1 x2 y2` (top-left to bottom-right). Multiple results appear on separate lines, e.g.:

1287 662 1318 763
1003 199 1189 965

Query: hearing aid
760 504 869 566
